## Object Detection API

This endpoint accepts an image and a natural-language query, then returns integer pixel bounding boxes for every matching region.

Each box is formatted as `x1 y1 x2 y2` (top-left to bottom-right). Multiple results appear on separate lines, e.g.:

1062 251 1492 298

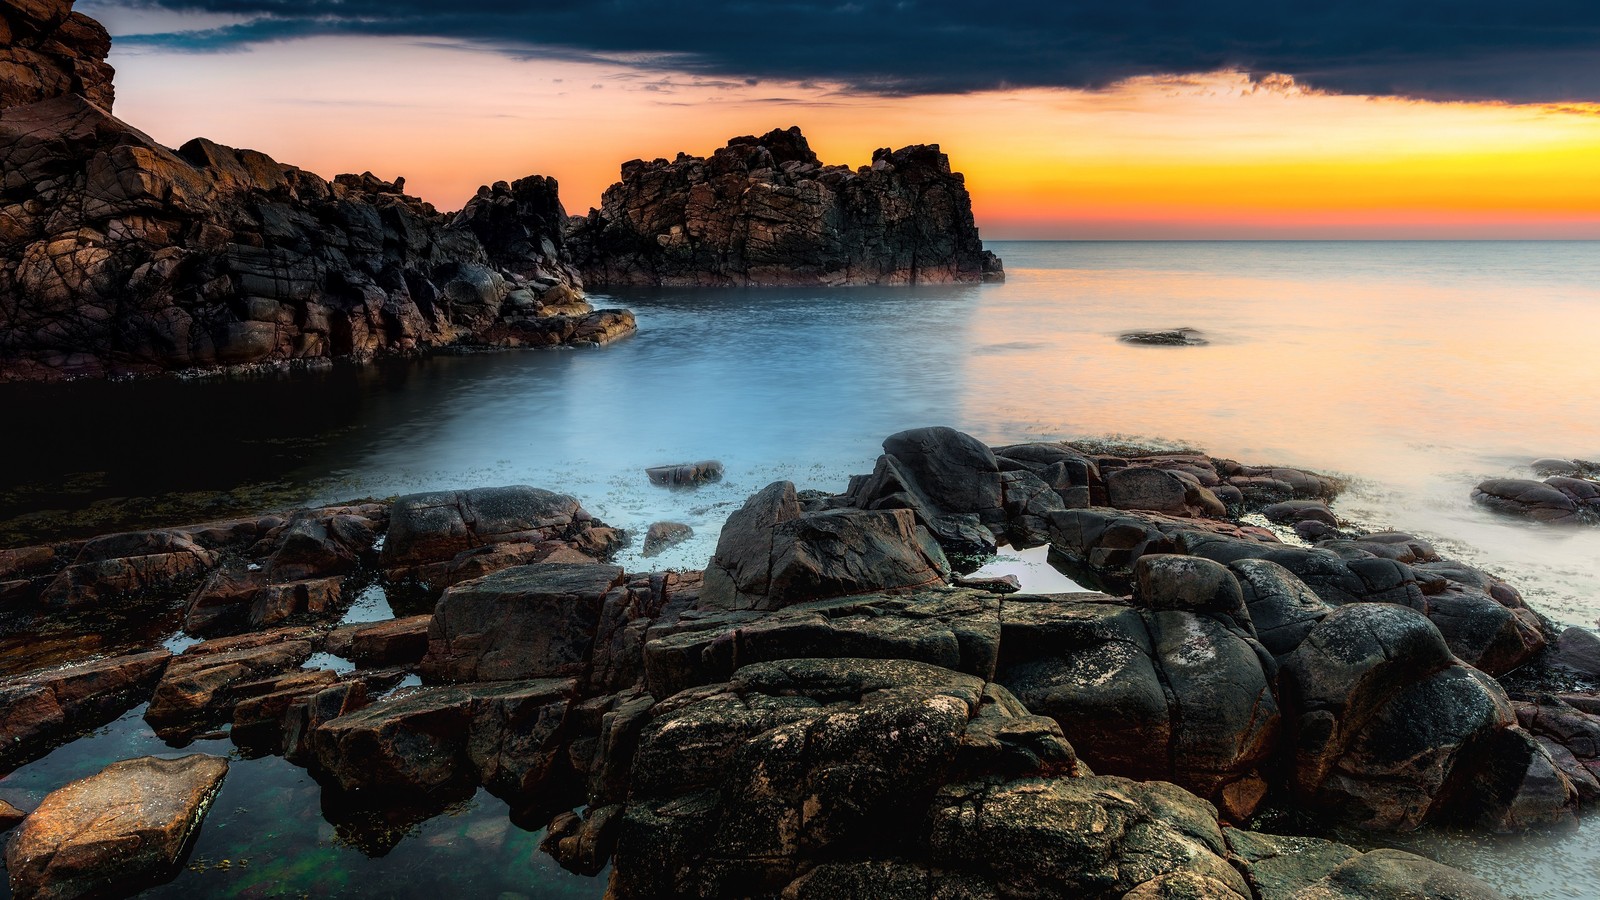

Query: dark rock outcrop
0 0 634 381
1473 476 1600 525
567 126 1004 286
699 481 950 611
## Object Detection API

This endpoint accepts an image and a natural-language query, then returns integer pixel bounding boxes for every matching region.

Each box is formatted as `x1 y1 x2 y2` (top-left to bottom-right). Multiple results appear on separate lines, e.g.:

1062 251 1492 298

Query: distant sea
4 240 1600 897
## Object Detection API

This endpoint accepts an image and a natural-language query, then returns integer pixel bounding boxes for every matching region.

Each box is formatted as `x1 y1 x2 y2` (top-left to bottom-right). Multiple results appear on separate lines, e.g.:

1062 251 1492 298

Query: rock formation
567 126 1005 286
0 0 634 381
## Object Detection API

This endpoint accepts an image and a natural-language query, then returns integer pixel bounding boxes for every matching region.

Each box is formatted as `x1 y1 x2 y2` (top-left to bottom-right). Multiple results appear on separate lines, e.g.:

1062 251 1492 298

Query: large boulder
380 486 615 591
567 127 1003 287
5 754 227 900
1106 466 1227 518
420 563 626 682
699 481 950 611
1471 478 1596 524
996 594 1280 819
609 657 1078 898
1278 603 1563 830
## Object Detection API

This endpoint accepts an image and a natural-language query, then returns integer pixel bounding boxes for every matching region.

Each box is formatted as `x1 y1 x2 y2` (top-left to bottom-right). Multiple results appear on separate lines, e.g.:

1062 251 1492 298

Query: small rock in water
1557 627 1600 677
642 522 693 557
645 460 724 488
1532 458 1583 477
6 754 228 900
953 573 1022 594
1119 327 1208 347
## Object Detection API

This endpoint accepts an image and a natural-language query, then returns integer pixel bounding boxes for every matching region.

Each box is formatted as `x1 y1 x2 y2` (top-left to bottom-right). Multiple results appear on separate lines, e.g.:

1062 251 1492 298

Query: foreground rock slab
5 754 228 900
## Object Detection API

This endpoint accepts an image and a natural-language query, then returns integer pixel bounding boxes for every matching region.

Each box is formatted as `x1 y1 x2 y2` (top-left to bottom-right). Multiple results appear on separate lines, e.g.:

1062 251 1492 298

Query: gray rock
1119 327 1209 346
421 563 625 682
641 522 693 557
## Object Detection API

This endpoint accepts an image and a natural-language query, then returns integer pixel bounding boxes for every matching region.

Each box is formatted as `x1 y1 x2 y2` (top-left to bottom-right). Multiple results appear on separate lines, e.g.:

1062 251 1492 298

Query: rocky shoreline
1 0 1009 382
3 425 1598 898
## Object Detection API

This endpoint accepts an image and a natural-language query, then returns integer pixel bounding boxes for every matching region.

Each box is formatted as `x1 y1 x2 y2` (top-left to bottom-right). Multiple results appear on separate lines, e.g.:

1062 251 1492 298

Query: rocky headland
0 0 640 381
4 425 1598 899
566 126 1006 287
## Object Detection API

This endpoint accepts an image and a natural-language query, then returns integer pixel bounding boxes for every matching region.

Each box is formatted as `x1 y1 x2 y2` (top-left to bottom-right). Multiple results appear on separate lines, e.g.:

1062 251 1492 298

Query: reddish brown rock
324 615 432 667
144 628 316 740
37 531 219 610
0 650 170 773
5 755 227 900
0 0 114 112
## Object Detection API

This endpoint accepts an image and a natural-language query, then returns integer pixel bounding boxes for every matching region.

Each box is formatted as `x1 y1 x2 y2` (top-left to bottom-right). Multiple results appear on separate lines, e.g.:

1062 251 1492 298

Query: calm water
3 240 1600 897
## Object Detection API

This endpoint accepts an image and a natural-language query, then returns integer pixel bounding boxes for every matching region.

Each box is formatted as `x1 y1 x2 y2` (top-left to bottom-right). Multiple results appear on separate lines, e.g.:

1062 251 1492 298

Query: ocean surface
3 240 1600 897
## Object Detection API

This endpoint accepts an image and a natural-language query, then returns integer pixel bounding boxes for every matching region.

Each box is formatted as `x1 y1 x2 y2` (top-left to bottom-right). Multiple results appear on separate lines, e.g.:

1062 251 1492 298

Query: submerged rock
1119 327 1209 346
568 126 1004 287
5 754 228 900
644 462 723 488
1472 477 1600 524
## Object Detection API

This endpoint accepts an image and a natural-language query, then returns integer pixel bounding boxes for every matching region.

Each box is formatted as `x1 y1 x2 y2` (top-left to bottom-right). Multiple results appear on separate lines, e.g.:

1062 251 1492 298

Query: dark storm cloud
115 1 1600 103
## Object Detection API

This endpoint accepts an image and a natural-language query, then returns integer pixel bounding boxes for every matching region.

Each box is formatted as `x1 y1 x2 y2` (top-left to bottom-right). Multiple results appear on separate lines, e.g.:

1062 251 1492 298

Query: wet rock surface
567 126 1004 287
1 427 1587 899
5 754 228 900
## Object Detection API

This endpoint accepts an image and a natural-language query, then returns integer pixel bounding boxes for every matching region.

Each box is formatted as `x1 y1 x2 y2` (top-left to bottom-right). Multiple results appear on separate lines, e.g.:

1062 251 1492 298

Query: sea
2 240 1598 897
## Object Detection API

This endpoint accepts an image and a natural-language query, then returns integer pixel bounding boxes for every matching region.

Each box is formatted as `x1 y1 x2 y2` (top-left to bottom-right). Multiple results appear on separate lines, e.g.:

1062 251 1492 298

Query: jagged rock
5 755 227 900
380 485 613 592
183 570 344 637
0 0 114 112
842 427 1007 556
699 481 950 611
0 7 635 381
0 798 23 832
37 530 219 610
1223 829 1505 900
568 126 1003 287
0 649 170 773
420 563 626 682
1106 466 1227 517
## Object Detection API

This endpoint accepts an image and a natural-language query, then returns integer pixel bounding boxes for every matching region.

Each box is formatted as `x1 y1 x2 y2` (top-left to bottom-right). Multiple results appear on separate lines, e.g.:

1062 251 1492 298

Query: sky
81 1 1600 239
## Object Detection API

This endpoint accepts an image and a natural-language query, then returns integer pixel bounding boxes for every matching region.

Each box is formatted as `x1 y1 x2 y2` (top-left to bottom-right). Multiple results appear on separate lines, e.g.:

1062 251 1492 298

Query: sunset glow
97 29 1600 239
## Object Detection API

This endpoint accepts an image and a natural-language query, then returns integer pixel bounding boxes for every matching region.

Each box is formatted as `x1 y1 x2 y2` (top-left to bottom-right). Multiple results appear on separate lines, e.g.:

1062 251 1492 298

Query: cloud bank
109 0 1600 103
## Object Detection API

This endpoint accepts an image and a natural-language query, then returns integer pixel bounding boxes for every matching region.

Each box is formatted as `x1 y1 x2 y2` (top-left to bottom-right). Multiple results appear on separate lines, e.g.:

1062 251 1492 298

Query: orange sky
103 36 1600 239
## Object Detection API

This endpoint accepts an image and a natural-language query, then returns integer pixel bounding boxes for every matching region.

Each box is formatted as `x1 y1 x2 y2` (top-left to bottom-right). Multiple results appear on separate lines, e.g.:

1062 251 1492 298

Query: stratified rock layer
568 126 1004 286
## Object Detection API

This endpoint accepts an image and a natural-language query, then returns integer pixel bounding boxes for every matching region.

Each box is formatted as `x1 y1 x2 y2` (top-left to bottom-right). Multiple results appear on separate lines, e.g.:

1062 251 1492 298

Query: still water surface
3 241 1599 897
